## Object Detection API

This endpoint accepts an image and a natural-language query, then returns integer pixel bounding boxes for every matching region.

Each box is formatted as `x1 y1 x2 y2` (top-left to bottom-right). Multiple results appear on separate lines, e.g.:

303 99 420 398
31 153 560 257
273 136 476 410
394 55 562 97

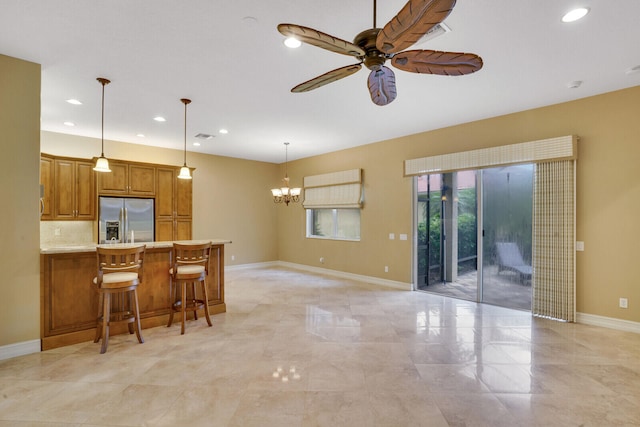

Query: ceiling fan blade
367 66 397 106
391 49 483 75
278 23 365 57
376 0 457 54
291 64 362 93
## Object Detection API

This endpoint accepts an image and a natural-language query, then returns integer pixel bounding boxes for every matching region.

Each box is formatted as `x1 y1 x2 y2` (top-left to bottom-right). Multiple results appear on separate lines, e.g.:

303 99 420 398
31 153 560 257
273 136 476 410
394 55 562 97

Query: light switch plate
576 241 584 251
389 233 395 240
399 234 408 241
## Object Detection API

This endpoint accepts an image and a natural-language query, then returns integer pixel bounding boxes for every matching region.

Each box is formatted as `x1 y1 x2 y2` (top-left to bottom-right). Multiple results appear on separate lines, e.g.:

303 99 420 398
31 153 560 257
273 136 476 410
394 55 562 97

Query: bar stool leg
94 293 104 343
202 280 212 327
132 288 144 344
127 292 135 335
100 293 111 354
180 281 187 335
167 278 175 328
191 282 198 320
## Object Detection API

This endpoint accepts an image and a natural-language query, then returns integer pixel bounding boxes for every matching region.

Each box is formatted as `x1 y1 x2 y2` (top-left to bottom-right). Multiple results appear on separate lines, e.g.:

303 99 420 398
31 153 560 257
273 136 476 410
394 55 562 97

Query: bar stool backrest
172 242 211 279
96 245 146 289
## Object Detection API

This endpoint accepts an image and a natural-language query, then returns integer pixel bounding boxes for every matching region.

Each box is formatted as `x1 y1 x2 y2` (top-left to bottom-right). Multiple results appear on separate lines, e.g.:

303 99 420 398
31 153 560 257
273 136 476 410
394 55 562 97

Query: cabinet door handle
40 199 44 218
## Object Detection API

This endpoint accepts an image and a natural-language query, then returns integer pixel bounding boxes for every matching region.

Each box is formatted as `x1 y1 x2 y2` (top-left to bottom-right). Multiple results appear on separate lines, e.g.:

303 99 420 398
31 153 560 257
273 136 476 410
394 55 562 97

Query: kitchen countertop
40 239 232 254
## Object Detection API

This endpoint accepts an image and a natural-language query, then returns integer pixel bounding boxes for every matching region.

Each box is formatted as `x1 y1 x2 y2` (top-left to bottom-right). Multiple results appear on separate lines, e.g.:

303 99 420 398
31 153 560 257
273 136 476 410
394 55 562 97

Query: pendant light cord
97 78 110 156
181 98 191 167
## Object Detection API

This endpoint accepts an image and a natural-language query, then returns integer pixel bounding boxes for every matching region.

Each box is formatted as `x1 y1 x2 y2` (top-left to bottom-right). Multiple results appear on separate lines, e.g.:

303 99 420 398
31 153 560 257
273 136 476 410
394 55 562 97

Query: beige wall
280 85 640 322
0 54 41 346
41 132 280 265
3 52 639 349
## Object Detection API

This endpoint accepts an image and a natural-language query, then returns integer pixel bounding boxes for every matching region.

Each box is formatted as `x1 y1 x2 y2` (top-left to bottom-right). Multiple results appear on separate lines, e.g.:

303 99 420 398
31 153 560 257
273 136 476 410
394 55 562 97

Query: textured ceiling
1 0 639 163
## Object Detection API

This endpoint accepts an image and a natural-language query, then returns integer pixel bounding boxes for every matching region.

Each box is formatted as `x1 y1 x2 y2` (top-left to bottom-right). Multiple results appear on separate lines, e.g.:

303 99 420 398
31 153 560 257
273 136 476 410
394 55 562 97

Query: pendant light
270 142 301 205
93 77 112 172
177 98 192 180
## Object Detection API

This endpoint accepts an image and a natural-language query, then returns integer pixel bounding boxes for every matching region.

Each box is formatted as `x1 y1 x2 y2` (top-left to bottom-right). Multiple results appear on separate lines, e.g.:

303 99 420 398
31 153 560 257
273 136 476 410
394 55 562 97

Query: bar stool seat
93 245 146 354
167 242 212 334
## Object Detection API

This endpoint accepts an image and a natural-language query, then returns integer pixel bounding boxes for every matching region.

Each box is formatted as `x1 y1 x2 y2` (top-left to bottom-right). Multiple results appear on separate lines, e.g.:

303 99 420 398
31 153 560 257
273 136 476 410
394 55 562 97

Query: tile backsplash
40 221 96 246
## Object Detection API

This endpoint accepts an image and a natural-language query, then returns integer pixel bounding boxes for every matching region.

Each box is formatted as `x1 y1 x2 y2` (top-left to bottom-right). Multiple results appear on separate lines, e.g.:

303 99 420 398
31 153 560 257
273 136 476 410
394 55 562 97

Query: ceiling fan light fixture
562 7 589 23
284 37 302 48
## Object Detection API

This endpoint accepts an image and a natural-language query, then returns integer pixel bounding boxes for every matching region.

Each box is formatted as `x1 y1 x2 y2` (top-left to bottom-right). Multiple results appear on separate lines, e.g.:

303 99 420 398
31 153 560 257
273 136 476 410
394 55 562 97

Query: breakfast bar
40 239 230 350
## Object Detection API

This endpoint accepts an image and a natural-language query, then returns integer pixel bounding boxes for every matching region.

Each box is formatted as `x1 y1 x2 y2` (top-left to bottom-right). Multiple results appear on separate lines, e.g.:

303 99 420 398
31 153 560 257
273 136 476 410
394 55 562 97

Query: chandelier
271 142 301 205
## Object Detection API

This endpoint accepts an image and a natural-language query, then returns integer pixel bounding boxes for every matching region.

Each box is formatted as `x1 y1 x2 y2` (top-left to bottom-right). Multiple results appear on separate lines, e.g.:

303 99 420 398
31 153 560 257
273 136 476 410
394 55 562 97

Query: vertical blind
405 135 577 321
532 160 576 321
302 169 363 209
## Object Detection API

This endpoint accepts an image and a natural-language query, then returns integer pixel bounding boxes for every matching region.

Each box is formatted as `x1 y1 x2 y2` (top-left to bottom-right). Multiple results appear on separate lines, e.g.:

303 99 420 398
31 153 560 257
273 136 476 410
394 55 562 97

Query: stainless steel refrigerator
99 197 154 244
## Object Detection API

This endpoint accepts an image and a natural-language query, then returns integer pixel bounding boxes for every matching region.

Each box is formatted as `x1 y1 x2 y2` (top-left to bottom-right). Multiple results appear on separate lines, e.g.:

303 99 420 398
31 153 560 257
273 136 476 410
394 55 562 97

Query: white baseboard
0 339 40 361
276 261 412 291
226 261 279 271
577 312 640 334
227 260 411 290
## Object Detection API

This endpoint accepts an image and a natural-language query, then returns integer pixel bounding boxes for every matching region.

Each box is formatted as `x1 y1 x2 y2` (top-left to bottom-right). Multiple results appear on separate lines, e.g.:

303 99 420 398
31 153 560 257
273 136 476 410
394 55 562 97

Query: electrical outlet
384 266 388 273
619 298 628 309
231 255 235 261
320 257 324 264
54 227 61 236
389 233 395 240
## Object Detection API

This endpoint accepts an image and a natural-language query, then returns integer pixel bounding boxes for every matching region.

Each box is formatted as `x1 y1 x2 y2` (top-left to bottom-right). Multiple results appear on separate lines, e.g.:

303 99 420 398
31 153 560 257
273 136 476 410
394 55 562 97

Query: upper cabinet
97 161 156 196
45 156 96 220
155 167 193 241
40 155 54 220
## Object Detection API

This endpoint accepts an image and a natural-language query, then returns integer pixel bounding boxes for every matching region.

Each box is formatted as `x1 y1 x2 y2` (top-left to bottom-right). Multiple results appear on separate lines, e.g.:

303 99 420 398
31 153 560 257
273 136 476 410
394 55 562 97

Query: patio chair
495 242 532 283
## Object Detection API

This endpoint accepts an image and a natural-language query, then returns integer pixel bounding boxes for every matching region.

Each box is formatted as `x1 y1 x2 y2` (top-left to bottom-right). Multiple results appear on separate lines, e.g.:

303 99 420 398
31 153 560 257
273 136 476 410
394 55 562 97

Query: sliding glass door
415 165 533 311
481 165 533 310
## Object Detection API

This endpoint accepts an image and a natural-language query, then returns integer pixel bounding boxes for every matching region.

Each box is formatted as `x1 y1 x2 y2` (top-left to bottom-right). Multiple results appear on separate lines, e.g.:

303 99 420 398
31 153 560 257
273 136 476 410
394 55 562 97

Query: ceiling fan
278 0 483 106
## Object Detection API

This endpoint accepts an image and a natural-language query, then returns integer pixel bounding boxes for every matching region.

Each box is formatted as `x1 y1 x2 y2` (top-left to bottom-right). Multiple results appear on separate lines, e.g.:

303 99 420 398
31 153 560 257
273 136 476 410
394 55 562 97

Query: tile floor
1 266 640 426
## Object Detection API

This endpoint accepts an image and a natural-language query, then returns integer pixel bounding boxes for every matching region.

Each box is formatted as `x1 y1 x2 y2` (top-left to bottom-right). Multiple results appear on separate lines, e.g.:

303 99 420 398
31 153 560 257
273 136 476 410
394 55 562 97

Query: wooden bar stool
93 245 146 354
167 242 212 334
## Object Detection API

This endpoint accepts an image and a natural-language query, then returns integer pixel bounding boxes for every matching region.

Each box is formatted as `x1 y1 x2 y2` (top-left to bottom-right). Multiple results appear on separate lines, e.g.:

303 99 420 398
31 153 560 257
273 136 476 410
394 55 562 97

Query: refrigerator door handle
119 207 124 243
124 207 129 243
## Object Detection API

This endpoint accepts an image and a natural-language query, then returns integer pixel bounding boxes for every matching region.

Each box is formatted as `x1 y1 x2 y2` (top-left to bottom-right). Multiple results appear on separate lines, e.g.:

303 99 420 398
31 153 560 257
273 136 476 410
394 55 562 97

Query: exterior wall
0 54 41 347
279 85 640 323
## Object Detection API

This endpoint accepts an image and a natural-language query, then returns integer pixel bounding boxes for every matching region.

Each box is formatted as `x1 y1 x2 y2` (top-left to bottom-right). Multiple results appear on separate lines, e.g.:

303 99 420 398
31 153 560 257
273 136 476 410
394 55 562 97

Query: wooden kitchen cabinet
40 155 54 220
52 157 95 220
155 167 193 241
97 161 156 196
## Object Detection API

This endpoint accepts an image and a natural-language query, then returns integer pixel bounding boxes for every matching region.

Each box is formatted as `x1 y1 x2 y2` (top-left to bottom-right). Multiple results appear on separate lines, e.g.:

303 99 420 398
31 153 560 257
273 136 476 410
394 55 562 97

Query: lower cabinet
40 244 226 350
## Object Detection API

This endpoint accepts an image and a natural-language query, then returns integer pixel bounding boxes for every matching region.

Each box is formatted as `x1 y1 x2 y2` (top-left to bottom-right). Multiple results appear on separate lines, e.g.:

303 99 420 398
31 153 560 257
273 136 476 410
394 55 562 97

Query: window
306 208 360 240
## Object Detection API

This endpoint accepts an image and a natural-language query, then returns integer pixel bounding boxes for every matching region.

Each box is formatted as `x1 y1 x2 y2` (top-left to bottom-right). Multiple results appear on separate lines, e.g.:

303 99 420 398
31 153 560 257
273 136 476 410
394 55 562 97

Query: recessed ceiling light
63 121 75 126
242 16 258 25
193 142 201 147
284 37 302 48
153 116 166 122
66 99 82 105
562 7 589 23
219 128 229 134
136 133 145 138
567 80 583 89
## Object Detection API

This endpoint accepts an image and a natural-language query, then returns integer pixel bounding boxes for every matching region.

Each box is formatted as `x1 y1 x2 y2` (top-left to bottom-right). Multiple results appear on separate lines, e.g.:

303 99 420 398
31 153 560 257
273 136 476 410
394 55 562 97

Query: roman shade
303 169 362 209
